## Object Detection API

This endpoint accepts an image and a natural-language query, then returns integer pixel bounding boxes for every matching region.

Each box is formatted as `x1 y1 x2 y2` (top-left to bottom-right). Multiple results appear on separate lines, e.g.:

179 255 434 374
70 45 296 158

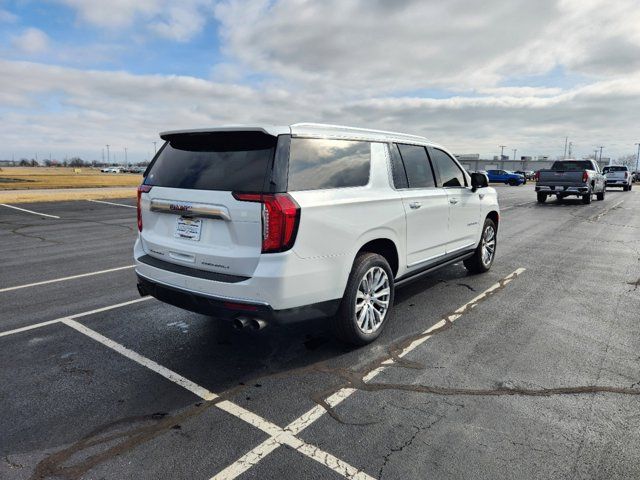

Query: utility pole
124 147 128 167
598 146 604 162
153 141 157 154
635 143 640 173
594 149 598 161
106 144 110 164
568 142 573 158
563 137 568 159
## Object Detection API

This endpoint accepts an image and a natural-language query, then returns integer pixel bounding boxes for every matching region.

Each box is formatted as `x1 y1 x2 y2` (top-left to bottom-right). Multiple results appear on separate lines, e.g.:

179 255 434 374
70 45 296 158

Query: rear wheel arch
486 211 499 231
356 238 399 278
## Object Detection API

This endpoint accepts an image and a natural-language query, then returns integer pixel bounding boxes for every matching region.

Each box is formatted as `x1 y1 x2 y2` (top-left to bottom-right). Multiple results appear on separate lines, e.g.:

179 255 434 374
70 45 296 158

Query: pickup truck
602 165 633 191
486 169 525 186
535 159 606 204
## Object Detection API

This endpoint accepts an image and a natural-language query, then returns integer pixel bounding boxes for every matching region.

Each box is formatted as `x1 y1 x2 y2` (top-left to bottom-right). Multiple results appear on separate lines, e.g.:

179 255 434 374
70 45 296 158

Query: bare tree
617 154 637 169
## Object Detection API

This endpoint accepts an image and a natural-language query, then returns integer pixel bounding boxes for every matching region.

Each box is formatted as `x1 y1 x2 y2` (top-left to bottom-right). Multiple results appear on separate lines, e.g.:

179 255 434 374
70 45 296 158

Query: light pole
635 143 640 173
512 149 517 161
563 137 568 159
499 145 506 164
598 146 604 162
106 144 110 165
124 147 128 167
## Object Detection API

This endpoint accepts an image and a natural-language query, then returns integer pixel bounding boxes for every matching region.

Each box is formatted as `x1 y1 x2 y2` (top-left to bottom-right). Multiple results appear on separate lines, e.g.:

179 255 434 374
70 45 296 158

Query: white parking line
0 203 60 219
0 265 135 293
221 268 527 477
62 318 374 480
0 297 152 338
64 318 217 400
87 199 137 209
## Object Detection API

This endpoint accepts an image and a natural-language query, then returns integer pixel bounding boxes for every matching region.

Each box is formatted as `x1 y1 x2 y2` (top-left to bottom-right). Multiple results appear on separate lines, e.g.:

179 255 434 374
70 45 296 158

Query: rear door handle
479 193 485 199
409 201 421 209
449 198 459 205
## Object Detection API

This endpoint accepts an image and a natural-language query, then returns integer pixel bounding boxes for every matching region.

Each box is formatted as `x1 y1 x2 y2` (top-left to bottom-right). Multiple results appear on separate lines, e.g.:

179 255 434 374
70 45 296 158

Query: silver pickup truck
603 165 633 191
535 159 606 204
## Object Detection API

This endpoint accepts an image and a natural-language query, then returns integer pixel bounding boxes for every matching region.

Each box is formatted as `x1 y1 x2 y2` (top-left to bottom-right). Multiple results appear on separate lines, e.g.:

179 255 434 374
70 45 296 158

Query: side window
430 148 467 187
389 144 408 189
288 138 370 191
397 144 435 188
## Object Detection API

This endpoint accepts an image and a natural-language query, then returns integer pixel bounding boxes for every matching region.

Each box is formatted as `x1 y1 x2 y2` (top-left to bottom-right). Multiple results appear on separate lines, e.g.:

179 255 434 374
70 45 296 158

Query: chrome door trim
150 199 231 220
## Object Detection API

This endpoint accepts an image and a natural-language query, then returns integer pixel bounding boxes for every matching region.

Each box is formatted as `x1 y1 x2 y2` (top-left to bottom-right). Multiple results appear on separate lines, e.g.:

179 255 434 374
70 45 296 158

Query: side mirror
471 172 488 191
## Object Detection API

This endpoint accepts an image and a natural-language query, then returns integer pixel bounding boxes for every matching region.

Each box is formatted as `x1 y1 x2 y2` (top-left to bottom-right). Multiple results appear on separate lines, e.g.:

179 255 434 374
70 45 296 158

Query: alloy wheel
355 266 390 334
481 225 496 266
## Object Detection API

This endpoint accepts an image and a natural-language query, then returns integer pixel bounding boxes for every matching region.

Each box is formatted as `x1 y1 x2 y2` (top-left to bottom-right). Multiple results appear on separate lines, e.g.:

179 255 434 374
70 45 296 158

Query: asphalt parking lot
1 185 639 480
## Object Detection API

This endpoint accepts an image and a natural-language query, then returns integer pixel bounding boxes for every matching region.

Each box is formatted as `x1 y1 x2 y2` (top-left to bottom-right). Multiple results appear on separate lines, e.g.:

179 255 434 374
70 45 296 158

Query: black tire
556 195 564 203
537 192 547 203
596 189 605 201
582 191 592 204
622 185 628 192
464 218 497 275
508 179 517 186
331 252 394 345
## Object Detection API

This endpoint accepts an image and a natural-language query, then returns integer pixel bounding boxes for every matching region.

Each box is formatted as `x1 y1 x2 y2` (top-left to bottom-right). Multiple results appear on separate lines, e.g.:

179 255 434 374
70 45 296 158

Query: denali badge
170 203 192 212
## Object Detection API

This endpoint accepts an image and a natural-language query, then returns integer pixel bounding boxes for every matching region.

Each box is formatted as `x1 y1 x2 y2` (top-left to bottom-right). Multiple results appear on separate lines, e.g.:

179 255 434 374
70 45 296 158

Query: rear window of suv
287 138 370 191
144 132 276 192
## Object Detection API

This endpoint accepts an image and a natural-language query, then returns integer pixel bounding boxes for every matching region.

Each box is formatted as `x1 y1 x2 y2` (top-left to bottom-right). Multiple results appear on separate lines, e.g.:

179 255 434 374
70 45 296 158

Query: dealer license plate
174 216 202 241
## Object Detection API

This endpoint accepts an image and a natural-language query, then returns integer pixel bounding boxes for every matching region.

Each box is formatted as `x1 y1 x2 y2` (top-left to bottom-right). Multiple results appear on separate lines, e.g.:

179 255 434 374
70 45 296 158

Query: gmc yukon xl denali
535 159 606 204
135 124 499 344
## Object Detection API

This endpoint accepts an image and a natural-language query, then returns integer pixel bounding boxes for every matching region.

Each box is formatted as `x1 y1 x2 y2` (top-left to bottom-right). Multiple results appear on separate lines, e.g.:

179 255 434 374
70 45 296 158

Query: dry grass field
0 167 142 190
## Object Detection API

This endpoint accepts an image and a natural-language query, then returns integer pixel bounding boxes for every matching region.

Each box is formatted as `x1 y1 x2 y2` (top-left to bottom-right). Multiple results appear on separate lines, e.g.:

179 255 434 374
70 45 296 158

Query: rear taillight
534 171 540 181
137 185 152 232
624 171 629 179
582 171 589 183
233 192 300 253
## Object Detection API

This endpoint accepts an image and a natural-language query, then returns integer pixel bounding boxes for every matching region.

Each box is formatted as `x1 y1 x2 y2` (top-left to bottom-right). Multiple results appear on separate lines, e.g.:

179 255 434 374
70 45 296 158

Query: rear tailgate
538 170 584 186
138 131 280 278
604 169 627 182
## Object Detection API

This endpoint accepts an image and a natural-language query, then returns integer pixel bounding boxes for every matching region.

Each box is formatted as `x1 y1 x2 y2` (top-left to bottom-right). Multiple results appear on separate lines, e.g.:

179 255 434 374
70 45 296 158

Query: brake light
534 171 540 181
624 171 629 179
233 192 300 253
137 185 152 232
582 171 589 183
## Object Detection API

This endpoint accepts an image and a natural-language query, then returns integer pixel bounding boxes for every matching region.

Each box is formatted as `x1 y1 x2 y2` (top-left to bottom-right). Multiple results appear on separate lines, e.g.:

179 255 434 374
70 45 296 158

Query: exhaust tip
233 317 250 330
249 319 268 331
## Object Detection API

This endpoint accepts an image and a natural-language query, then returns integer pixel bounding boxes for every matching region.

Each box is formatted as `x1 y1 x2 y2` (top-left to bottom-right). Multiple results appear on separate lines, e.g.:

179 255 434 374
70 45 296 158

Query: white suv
135 123 499 344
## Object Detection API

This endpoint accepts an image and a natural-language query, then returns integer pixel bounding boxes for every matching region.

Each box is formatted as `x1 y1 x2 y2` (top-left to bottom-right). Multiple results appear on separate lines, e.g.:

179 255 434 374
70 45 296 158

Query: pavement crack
456 282 476 292
297 272 640 425
377 425 421 479
28 386 245 480
0 221 62 244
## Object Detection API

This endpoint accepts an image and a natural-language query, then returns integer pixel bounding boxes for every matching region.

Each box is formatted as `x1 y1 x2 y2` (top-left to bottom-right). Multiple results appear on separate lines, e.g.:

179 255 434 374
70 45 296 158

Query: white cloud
213 0 640 94
2 0 640 160
0 8 18 23
0 58 639 160
56 0 214 41
11 28 50 54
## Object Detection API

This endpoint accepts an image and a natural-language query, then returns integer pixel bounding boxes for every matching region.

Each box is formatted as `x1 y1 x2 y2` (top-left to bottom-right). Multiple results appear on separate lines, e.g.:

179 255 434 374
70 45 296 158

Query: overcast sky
1 0 639 162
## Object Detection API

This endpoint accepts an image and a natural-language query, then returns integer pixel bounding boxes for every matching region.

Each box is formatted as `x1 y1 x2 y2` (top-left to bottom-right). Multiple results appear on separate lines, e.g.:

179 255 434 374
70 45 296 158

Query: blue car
486 169 525 186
